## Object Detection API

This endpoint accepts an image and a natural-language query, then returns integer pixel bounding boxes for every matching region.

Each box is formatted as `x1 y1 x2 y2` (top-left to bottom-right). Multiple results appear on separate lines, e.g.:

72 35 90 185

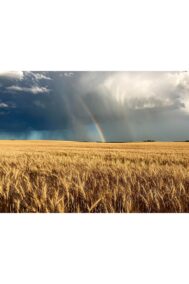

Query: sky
0 71 189 142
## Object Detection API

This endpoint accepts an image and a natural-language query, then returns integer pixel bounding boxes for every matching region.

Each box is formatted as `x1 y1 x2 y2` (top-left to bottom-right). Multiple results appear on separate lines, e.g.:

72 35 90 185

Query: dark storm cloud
0 71 189 141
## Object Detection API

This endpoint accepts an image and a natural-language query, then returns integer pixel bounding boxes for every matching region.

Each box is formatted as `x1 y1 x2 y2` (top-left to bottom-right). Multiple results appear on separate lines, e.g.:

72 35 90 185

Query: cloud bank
0 71 189 141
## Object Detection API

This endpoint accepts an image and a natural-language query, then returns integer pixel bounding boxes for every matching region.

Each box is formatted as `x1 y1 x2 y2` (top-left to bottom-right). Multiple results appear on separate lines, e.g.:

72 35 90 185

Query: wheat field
0 140 189 213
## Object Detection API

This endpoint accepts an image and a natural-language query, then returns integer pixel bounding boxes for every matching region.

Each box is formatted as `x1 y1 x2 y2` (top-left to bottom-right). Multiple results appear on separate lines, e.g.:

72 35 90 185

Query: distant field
0 140 189 213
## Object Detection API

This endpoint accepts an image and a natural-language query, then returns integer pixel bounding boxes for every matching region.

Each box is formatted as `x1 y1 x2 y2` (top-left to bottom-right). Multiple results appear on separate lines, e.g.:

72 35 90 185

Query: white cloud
7 85 49 94
64 72 74 77
0 103 8 108
99 71 189 112
32 73 52 80
0 71 24 80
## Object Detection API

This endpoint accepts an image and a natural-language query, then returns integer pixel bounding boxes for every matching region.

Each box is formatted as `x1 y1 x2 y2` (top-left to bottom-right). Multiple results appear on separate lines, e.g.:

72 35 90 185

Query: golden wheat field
0 140 189 213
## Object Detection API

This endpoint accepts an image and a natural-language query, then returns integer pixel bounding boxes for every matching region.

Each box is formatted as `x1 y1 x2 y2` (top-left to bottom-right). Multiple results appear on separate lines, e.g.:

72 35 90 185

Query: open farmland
0 140 189 212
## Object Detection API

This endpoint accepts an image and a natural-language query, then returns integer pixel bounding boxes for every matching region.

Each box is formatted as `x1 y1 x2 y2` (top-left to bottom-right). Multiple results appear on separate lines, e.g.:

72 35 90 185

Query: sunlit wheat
0 140 189 212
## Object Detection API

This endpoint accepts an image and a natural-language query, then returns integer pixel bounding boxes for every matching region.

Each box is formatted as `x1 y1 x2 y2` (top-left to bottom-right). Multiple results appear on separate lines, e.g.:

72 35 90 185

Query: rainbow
80 99 106 143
